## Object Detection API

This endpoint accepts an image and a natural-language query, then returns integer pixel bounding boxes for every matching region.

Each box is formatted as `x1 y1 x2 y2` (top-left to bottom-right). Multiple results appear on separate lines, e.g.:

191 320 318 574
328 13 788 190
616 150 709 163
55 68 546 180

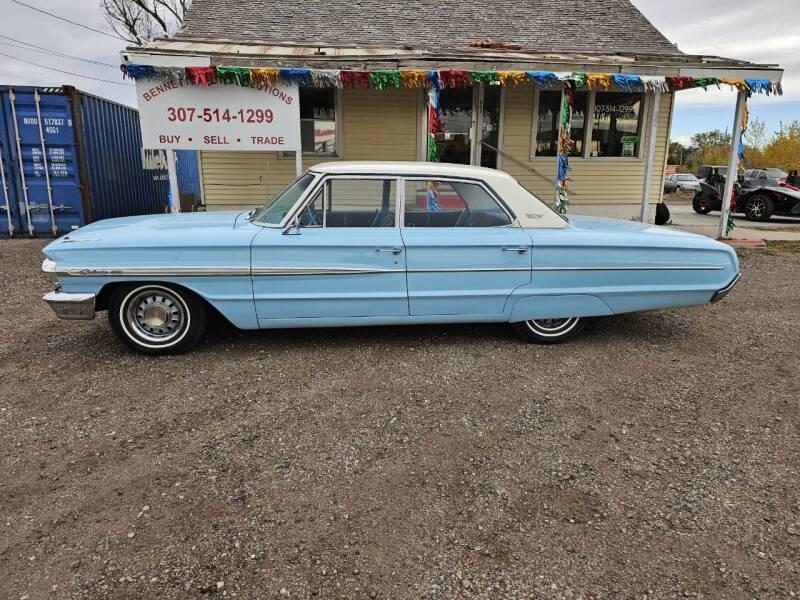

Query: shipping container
0 86 198 238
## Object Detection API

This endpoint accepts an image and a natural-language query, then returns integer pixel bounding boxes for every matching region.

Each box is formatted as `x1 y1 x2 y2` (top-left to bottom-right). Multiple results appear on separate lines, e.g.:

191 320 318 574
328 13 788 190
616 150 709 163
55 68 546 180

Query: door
251 177 409 322
400 178 532 316
430 86 501 169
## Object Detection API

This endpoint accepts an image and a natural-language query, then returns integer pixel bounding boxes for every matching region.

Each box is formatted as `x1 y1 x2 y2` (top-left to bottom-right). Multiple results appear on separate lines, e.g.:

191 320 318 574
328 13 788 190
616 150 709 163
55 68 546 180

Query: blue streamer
280 68 312 86
612 74 642 92
428 70 441 91
526 71 560 88
557 154 571 182
427 188 441 212
745 79 771 95
121 64 158 80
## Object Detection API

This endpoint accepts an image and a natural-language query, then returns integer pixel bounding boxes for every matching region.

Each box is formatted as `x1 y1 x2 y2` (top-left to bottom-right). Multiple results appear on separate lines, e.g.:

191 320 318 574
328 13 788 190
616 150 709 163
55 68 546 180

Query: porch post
718 90 748 239
640 89 661 223
166 150 181 213
295 150 303 177
553 88 565 209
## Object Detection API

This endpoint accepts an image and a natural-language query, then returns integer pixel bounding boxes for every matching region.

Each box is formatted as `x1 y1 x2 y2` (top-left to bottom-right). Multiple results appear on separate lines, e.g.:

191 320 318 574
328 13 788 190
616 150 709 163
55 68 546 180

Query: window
253 173 316 225
403 179 512 227
535 91 588 157
590 92 643 157
300 88 337 156
300 178 396 228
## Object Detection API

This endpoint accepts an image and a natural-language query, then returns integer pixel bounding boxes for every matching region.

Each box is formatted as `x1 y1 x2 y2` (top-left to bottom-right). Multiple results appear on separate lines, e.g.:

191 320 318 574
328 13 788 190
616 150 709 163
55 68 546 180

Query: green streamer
569 72 587 89
694 77 721 90
369 71 402 90
216 67 251 86
725 207 735 237
469 71 499 86
427 134 440 162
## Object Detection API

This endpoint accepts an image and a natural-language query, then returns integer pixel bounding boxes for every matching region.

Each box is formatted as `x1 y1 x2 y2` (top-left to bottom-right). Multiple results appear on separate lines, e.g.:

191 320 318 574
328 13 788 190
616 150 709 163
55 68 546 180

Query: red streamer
340 71 371 88
439 70 472 88
665 76 695 90
186 66 217 86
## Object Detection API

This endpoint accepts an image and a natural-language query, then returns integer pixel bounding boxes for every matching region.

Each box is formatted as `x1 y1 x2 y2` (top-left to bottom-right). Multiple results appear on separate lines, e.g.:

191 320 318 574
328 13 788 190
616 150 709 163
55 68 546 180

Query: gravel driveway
1 240 798 599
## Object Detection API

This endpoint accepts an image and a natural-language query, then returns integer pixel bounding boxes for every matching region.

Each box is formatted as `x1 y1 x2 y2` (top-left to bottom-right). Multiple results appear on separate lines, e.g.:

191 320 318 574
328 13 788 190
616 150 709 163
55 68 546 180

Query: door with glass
431 86 501 169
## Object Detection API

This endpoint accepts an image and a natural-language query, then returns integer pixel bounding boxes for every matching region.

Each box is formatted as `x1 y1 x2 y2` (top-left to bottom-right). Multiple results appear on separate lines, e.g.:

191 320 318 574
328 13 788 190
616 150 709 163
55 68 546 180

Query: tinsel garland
498 71 526 86
340 70 371 88
121 64 157 80
427 134 440 162
280 68 312 86
185 66 217 86
585 73 612 89
400 70 428 88
665 76 694 90
555 90 573 215
251 68 280 87
311 69 341 88
612 74 642 92
526 71 560 88
427 85 442 163
217 66 251 86
439 70 472 88
694 77 721 90
119 63 783 103
369 71 402 90
470 71 499 86
640 76 670 93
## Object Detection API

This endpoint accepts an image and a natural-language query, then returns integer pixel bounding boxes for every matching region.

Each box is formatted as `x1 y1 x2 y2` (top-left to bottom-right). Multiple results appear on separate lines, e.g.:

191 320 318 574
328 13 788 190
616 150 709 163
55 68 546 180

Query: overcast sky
0 0 797 143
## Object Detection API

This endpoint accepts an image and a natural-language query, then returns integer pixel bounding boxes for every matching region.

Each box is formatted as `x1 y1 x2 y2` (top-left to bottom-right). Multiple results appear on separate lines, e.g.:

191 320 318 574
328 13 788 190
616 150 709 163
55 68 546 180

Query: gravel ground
1 240 799 600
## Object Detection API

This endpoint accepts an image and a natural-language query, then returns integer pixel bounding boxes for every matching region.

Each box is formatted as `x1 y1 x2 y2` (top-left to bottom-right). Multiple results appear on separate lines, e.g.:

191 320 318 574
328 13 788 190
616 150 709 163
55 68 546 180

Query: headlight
42 258 58 283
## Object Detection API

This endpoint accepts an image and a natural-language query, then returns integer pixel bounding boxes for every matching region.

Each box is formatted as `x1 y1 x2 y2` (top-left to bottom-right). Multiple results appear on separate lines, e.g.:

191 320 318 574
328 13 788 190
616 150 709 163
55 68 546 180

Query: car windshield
251 173 316 225
677 175 696 181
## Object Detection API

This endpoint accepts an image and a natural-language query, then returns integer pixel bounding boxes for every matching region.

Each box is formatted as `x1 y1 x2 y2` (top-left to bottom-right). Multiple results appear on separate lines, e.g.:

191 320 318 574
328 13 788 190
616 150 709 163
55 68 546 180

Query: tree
668 141 693 166
762 121 800 171
101 0 190 45
691 130 731 148
745 117 768 150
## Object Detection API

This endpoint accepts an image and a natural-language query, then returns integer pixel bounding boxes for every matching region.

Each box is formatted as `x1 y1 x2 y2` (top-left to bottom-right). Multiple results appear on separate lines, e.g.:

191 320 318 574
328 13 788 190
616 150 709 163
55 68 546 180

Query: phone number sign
136 78 301 151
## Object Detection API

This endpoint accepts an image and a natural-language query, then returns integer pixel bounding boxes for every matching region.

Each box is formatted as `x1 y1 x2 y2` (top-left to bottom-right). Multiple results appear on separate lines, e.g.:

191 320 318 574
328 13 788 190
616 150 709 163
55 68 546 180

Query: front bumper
43 291 96 320
711 273 741 303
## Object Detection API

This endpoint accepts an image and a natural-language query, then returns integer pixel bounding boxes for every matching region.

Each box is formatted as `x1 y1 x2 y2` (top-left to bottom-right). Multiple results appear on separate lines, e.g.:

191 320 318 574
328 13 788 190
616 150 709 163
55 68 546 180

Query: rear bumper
43 291 96 320
711 273 741 303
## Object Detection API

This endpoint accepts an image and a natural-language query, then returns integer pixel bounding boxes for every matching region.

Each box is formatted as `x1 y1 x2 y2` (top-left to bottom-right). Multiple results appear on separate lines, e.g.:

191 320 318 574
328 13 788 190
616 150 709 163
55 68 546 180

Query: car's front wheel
744 194 773 221
512 317 585 344
108 284 207 355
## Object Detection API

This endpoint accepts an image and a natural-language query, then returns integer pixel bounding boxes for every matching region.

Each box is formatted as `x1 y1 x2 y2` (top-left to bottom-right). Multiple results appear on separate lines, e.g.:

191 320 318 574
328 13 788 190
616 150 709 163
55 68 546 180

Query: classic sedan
42 162 741 354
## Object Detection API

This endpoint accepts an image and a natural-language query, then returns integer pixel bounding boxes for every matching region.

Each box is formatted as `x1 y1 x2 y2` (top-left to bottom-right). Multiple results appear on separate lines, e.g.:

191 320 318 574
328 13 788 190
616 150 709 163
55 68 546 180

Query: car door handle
376 247 403 255
502 246 529 254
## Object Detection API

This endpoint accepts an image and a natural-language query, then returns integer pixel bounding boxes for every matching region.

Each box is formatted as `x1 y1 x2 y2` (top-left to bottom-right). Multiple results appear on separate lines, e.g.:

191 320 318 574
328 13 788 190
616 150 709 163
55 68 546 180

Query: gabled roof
176 0 682 56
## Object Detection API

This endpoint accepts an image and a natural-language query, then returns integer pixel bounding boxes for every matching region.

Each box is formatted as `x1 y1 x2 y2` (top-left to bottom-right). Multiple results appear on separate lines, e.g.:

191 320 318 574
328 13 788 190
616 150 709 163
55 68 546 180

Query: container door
0 99 21 237
2 87 84 236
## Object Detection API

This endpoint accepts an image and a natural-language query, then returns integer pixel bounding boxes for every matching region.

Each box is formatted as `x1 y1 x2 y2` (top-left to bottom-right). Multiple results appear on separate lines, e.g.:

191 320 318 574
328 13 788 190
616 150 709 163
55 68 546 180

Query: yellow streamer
721 78 748 92
250 68 280 86
585 73 612 90
498 71 527 86
400 70 429 88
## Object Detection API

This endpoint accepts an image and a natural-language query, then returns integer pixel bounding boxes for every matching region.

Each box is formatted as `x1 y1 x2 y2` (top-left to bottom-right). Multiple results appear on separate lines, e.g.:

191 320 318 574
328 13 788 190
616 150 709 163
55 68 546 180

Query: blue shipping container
0 85 197 237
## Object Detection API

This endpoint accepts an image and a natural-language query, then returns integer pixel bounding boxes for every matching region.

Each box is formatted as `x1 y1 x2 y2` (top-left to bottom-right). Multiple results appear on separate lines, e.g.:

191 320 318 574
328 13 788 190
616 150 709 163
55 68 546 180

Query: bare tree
101 0 190 45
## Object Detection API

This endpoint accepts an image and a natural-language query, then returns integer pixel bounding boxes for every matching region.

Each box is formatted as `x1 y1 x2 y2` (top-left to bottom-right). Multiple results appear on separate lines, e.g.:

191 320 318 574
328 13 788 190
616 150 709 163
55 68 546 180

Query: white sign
135 78 300 151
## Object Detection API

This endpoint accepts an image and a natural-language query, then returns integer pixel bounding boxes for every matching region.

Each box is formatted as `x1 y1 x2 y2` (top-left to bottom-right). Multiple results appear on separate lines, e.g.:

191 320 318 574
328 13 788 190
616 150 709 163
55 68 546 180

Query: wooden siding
500 87 673 207
200 88 419 210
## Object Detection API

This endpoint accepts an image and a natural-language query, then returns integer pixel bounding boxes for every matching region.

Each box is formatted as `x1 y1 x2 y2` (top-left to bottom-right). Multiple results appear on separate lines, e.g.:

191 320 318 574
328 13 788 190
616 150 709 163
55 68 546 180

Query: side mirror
282 215 302 235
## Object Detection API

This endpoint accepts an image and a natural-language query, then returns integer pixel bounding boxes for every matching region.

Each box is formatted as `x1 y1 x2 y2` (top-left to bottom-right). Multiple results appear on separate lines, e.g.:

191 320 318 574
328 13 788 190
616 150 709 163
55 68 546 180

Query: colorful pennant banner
120 64 784 96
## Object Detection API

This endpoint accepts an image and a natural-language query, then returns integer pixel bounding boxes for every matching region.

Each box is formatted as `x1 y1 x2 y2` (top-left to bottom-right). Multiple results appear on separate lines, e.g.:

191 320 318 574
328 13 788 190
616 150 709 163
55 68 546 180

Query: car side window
298 188 324 227
403 179 512 228
300 179 397 228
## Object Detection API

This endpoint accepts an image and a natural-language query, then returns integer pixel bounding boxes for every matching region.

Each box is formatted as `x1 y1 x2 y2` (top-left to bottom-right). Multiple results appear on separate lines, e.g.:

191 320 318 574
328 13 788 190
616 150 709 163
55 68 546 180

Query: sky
0 0 797 144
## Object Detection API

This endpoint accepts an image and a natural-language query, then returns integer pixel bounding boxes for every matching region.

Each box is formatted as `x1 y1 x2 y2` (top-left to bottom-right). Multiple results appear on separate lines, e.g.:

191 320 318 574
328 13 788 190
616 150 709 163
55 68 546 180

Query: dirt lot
1 240 799 599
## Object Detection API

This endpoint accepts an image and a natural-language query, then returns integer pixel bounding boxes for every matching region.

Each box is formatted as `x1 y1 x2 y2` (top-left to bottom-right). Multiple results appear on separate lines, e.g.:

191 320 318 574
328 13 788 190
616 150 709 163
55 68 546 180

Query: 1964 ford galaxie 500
42 162 740 355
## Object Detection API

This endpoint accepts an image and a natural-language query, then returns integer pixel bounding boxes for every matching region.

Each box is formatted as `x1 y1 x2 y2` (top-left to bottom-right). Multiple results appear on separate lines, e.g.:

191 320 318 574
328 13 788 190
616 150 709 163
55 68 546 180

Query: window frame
286 173 518 229
280 87 343 159
531 88 652 161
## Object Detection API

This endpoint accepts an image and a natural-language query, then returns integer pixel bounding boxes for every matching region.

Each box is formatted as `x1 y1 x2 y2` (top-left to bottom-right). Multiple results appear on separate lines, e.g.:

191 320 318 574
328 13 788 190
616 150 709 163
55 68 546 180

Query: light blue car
42 162 741 355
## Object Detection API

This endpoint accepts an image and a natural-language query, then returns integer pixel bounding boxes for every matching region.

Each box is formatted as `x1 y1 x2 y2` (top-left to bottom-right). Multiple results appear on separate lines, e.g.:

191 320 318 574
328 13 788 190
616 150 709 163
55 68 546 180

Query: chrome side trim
252 267 399 276
43 291 96 320
55 266 252 277
532 265 727 271
408 267 530 273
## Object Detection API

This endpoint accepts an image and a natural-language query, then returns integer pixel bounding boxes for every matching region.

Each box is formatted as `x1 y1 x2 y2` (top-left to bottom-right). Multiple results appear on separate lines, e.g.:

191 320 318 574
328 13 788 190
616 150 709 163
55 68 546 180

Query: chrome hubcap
526 317 580 337
126 290 185 343
749 198 765 217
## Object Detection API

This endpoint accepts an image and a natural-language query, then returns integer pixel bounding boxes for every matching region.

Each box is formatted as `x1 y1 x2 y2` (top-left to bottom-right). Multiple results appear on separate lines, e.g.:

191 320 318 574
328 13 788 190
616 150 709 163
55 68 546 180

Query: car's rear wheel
744 194 773 221
512 317 585 344
692 195 712 214
108 284 207 355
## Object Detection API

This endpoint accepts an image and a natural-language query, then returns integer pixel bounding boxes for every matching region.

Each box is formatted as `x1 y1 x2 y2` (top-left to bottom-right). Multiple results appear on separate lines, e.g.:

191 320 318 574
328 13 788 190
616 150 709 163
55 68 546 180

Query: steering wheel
454 208 471 228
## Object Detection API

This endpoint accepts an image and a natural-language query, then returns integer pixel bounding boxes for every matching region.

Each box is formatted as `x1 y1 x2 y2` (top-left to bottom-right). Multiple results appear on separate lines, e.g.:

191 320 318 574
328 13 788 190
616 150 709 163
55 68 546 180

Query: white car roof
308 161 566 228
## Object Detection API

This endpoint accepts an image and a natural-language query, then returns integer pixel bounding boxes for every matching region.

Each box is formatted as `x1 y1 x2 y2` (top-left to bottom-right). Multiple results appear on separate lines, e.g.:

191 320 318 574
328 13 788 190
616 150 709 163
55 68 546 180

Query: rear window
677 175 695 181
766 169 788 178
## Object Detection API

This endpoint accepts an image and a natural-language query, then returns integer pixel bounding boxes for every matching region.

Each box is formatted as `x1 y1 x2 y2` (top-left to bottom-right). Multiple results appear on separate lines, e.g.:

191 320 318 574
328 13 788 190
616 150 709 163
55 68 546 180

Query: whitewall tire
108 284 208 355
512 317 585 344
